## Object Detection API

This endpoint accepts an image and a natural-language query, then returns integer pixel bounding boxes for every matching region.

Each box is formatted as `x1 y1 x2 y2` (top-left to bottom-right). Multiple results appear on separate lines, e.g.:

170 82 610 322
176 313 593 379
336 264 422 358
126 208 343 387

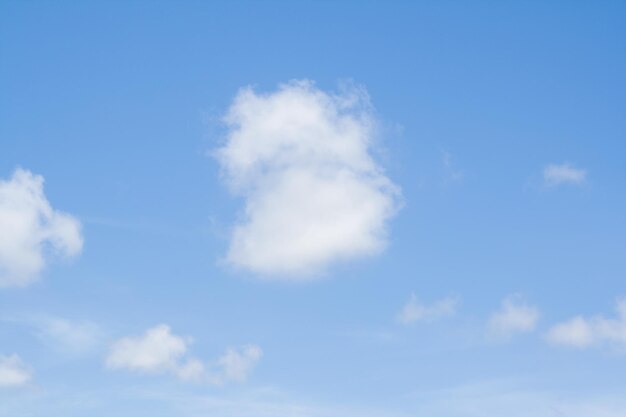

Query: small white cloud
543 163 587 187
0 354 32 388
176 357 207 382
208 345 263 385
546 298 626 350
546 316 595 348
106 324 204 381
0 168 83 288
215 80 401 279
396 294 459 325
487 296 540 339
106 324 261 384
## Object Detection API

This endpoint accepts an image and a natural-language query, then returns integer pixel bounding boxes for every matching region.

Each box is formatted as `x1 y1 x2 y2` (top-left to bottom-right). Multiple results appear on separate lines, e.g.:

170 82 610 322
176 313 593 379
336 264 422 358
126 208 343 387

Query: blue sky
1 1 625 416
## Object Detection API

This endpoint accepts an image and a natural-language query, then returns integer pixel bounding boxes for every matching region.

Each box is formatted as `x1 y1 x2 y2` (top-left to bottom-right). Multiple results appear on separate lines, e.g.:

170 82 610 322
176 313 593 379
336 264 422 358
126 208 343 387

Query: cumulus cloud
106 324 205 381
396 294 459 325
0 168 83 288
215 80 401 278
543 163 587 186
0 354 32 388
546 298 626 350
487 296 540 339
106 324 261 384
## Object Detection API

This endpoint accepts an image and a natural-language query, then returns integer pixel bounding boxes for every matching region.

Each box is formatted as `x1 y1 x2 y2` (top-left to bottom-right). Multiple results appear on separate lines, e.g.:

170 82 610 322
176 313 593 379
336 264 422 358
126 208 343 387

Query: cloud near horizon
0 168 83 288
215 80 401 279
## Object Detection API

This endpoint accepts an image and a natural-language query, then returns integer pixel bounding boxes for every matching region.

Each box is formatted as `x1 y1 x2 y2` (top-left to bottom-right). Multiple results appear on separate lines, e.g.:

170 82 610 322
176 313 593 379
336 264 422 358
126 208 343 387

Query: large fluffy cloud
215 80 401 278
0 168 83 287
106 324 261 384
0 354 31 388
546 298 626 350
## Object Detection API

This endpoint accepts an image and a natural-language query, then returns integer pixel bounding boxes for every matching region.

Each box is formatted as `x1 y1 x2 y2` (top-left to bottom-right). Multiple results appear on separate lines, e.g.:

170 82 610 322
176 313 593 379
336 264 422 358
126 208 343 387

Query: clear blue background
1 1 625 415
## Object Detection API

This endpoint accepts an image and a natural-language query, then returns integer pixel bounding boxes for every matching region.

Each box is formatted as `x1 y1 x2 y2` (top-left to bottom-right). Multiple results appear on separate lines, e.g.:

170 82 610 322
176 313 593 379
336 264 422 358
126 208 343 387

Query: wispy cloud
487 295 540 340
0 168 83 288
543 163 587 187
546 298 626 350
128 386 412 417
208 345 263 386
442 150 464 184
85 381 626 417
215 80 401 279
36 317 103 354
410 378 626 417
1 315 103 355
0 354 32 388
396 294 459 325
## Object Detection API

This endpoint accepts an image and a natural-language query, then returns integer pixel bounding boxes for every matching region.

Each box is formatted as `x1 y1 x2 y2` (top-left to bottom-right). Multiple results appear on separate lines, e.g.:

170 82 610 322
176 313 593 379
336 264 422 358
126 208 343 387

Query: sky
1 1 625 416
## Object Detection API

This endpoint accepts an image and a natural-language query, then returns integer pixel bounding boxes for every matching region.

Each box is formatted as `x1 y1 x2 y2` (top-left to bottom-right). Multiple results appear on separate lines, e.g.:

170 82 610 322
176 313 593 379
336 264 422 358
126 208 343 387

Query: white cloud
106 324 261 384
546 316 594 348
215 80 401 279
396 294 458 325
0 168 83 288
0 354 32 388
487 296 540 339
106 324 205 381
543 163 587 186
546 298 626 350
208 345 263 385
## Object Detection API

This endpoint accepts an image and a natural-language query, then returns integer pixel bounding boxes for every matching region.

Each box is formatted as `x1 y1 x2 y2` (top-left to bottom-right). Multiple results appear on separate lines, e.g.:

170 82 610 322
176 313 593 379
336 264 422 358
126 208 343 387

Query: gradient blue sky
1 1 626 416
